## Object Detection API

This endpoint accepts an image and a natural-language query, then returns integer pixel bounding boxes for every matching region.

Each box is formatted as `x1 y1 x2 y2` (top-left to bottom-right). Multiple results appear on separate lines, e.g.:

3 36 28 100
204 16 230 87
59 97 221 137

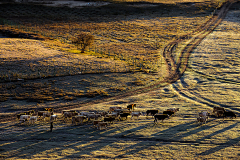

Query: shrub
72 33 95 53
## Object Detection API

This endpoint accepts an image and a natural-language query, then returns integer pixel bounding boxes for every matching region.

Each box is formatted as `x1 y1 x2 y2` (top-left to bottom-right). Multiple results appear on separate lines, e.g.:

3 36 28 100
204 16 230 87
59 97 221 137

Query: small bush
72 33 95 53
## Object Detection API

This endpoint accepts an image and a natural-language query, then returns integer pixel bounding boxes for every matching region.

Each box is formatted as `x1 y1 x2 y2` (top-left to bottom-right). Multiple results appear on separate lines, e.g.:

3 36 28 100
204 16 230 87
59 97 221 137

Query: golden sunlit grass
1 0 240 159
0 0 221 72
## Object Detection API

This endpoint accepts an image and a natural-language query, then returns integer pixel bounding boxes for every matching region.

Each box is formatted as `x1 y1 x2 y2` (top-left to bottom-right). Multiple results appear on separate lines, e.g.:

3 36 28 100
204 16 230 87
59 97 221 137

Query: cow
216 110 225 117
104 117 115 123
19 115 31 124
197 116 207 124
131 112 142 120
224 111 237 118
167 108 179 113
37 111 49 118
72 115 87 125
127 104 136 111
106 111 119 118
16 110 35 120
109 107 122 112
199 111 210 117
17 113 26 120
97 122 108 130
154 114 169 123
119 112 130 120
43 112 54 121
29 116 37 124
96 111 109 116
87 114 101 121
93 120 102 128
79 111 95 116
146 109 159 118
213 106 225 113
163 111 175 116
64 111 79 122
50 115 57 122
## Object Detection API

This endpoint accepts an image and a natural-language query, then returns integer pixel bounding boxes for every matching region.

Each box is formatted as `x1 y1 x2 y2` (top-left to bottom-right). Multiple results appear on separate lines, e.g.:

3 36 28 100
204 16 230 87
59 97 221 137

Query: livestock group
16 104 237 130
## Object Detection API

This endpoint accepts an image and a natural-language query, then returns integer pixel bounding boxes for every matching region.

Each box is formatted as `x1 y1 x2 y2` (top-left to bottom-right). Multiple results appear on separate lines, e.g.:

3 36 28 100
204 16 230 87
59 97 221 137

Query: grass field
1 0 240 159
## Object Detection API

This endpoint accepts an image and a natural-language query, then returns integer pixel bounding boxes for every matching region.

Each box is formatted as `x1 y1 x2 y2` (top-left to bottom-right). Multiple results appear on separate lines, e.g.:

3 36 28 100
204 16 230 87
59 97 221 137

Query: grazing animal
106 111 119 118
93 120 102 127
119 112 130 120
64 111 79 122
131 112 142 120
43 112 54 121
146 109 159 118
197 116 208 124
109 107 122 112
127 104 136 111
72 115 87 125
154 114 169 123
216 110 225 117
50 115 57 122
17 113 26 119
163 111 175 116
19 115 31 124
87 114 101 121
29 116 37 124
213 107 225 113
37 111 49 118
97 122 108 130
199 111 210 117
167 108 179 113
224 111 237 118
104 117 115 123
97 111 108 116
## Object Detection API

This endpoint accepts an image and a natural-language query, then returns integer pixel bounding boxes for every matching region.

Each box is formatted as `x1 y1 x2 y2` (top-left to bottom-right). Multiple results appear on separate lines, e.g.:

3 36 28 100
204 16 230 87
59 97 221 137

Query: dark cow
127 104 136 111
224 111 237 118
154 114 169 123
104 117 115 123
216 110 225 117
213 106 225 113
163 111 175 116
146 109 159 118
119 113 130 120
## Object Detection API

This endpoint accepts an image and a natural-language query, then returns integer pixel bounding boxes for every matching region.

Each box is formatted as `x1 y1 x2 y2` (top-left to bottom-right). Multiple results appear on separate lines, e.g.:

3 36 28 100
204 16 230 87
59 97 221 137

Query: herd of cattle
16 104 237 130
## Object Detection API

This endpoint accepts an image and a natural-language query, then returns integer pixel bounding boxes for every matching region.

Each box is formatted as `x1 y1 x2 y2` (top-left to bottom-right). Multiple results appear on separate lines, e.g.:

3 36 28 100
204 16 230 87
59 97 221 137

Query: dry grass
1 0 240 159
0 0 220 66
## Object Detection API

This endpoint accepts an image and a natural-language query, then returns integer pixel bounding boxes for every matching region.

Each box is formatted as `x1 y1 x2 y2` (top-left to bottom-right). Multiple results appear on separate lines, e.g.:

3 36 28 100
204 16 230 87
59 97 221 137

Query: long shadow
0 2 216 24
198 122 239 143
1 118 239 159
199 136 240 156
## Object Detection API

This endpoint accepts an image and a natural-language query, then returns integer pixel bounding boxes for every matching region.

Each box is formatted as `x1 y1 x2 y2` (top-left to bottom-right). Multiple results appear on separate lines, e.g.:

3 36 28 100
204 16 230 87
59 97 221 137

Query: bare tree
72 33 95 53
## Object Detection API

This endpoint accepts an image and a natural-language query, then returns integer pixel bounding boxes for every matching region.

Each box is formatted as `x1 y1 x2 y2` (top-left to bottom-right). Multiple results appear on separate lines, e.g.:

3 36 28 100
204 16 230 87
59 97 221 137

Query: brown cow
197 116 208 124
97 122 108 130
72 115 86 125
